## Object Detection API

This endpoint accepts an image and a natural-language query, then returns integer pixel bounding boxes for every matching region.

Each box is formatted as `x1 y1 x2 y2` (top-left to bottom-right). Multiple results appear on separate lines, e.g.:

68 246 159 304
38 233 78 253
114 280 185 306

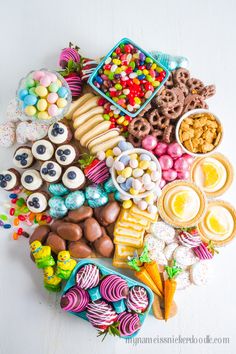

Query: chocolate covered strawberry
79 155 109 184
86 300 119 340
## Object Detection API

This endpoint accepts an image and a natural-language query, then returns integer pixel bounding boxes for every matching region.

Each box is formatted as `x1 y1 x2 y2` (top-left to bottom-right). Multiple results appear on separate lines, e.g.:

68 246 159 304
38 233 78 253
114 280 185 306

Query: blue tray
88 37 170 117
62 259 154 339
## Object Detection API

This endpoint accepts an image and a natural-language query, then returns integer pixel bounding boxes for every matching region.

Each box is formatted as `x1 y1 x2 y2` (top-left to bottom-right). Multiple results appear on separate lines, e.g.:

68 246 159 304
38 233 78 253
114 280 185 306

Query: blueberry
0 174 4 180
32 197 39 202
5 174 12 181
24 175 33 183
0 181 7 188
42 168 48 175
57 149 63 156
60 155 66 162
21 160 27 166
15 155 22 161
22 153 28 158
34 203 40 209
64 149 71 155
48 170 56 177
58 128 64 134
36 145 46 155
28 201 34 207
51 129 58 137
53 123 59 129
68 171 76 180
47 163 54 170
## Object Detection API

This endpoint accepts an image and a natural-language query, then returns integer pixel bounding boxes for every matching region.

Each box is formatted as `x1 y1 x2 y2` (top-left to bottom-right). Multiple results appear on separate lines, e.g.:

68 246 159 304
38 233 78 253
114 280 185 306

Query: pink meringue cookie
118 312 141 337
126 286 149 313
60 286 89 312
193 243 213 260
100 275 129 302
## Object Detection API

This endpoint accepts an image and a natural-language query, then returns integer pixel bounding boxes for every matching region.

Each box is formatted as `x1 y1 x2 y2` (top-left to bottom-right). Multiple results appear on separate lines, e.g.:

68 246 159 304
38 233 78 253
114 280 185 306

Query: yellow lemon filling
170 191 192 219
202 161 220 188
206 211 228 235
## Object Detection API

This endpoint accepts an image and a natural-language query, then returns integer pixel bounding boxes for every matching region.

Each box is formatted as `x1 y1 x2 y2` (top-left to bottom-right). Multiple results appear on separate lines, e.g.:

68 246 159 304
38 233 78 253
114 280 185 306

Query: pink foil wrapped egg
141 135 157 151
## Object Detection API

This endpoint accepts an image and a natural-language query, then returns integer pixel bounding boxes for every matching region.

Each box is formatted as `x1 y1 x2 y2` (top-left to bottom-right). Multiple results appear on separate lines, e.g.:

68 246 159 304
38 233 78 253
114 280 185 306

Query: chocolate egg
46 232 66 254
98 201 120 226
84 217 102 242
69 239 92 258
65 191 85 210
48 183 70 196
67 206 93 223
57 222 82 241
94 234 114 258
29 225 51 244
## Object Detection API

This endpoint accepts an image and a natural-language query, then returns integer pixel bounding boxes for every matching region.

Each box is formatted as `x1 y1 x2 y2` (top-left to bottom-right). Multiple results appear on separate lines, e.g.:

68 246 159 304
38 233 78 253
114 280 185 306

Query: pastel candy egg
57 86 68 98
57 98 67 108
48 104 58 116
37 111 50 119
47 92 58 104
40 75 51 87
132 179 142 191
130 153 138 160
145 193 154 204
106 156 114 167
25 78 35 88
132 168 144 178
125 177 133 189
114 160 124 171
138 200 148 210
120 182 129 191
97 151 106 161
56 79 62 88
117 175 126 184
121 167 132 178
151 171 160 182
129 187 139 195
48 183 69 196
65 191 85 210
33 71 45 81
142 173 151 184
145 181 155 191
123 199 133 209
47 72 57 83
49 82 59 93
129 159 138 168
23 94 37 106
139 160 150 170
19 89 28 100
24 105 36 116
113 147 121 156
148 205 157 214
35 85 48 97
29 87 37 96
119 155 130 166
37 99 47 112
140 153 151 161
118 141 131 151
149 161 157 171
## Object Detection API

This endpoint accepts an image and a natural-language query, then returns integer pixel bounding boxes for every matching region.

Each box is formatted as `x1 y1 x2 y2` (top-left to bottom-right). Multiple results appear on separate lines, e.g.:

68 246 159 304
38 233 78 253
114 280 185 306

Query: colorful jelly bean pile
93 42 167 114
18 70 70 120
98 97 132 133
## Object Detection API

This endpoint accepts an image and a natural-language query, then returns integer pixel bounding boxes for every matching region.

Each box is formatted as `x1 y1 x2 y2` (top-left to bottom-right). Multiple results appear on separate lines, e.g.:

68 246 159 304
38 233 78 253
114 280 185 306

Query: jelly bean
17 227 23 235
13 232 19 240
14 210 22 217
0 220 4 226
36 213 42 222
21 206 29 214
10 208 15 216
46 216 52 224
0 214 8 221
13 217 20 226
9 193 18 199
29 212 36 221
3 224 11 229
16 198 25 207
18 215 26 221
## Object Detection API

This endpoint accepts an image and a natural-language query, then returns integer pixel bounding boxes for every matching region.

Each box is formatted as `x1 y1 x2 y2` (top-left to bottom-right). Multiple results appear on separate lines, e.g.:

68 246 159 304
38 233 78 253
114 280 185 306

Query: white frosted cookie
144 234 165 252
149 249 168 266
176 270 191 290
164 242 179 261
190 261 209 286
149 221 176 244
173 246 198 267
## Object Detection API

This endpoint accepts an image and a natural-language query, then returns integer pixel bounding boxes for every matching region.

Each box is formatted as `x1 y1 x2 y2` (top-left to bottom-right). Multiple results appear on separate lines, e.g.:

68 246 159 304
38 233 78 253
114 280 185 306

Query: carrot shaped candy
134 267 163 298
144 261 163 295
164 260 182 321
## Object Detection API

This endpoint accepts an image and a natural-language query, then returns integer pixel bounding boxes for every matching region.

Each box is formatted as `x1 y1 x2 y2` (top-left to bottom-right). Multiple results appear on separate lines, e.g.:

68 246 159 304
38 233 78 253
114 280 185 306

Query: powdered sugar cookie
149 221 175 244
190 261 209 286
0 122 16 147
176 270 191 290
164 242 179 261
144 233 165 252
149 249 168 265
16 122 49 144
173 246 198 267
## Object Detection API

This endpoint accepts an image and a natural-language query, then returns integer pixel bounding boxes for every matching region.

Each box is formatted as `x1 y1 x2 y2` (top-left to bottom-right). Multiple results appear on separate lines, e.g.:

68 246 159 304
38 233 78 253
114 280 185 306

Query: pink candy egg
48 104 58 116
47 72 57 82
141 135 157 151
154 142 168 156
174 157 189 172
167 142 183 159
159 155 173 171
33 71 45 81
162 169 177 182
177 170 190 180
47 92 58 104
182 153 195 166
40 75 51 87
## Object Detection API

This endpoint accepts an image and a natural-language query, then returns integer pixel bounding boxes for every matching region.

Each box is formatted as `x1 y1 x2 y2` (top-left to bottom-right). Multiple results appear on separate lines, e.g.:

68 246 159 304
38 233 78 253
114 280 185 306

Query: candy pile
18 70 71 121
91 40 168 115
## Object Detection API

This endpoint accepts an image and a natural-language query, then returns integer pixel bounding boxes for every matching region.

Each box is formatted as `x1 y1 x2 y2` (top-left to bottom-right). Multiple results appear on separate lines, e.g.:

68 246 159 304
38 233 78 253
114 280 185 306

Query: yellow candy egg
121 167 132 178
57 98 67 108
139 160 150 170
145 193 154 204
130 153 138 160
56 79 62 88
35 86 48 97
105 149 114 157
24 105 36 116
122 199 133 209
37 111 50 119
129 188 139 195
37 99 47 112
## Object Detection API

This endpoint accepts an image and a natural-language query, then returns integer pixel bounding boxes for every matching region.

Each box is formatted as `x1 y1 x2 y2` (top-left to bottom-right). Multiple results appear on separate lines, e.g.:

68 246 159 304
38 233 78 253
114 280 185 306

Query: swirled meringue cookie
48 122 72 145
40 161 62 183
55 144 78 166
21 169 43 191
26 191 49 213
32 139 54 161
62 166 85 191
13 146 34 169
0 168 21 191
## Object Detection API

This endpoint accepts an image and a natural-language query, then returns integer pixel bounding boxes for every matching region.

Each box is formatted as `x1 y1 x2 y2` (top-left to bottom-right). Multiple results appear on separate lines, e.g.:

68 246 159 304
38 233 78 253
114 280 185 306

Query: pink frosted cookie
144 234 165 253
173 246 198 267
164 242 179 261
0 122 16 147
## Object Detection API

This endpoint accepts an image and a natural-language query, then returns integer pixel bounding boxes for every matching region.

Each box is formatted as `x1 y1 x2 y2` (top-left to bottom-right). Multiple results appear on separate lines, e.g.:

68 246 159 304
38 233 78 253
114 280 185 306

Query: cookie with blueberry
32 139 54 161
13 146 35 169
21 169 44 191
0 168 21 191
55 144 79 166
40 161 62 183
26 191 49 213
62 166 85 191
48 122 72 145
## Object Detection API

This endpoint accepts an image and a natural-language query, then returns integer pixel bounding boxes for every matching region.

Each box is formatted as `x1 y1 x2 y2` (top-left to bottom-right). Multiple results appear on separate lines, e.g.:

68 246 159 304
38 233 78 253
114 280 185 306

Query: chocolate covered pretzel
128 117 151 138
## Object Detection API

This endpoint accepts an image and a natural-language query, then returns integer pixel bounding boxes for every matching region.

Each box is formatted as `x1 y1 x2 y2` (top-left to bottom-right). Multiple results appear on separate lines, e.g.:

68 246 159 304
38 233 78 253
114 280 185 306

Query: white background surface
0 0 236 353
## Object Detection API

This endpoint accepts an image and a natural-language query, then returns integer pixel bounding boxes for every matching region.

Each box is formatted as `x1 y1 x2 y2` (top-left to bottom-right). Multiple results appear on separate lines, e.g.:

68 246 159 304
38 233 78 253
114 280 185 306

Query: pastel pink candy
60 286 89 312
126 286 149 313
33 71 45 81
47 93 58 104
40 75 51 87
48 104 58 116
118 312 141 337
76 264 100 289
47 72 57 83
100 275 129 302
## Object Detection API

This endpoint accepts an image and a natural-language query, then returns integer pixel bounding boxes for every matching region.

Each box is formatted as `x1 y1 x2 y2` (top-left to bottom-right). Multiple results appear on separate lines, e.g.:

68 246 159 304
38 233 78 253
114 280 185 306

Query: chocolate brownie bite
55 144 79 166
48 122 72 145
62 166 85 191
0 168 21 191
21 169 43 191
40 161 62 183
13 146 35 169
31 139 54 161
26 191 49 213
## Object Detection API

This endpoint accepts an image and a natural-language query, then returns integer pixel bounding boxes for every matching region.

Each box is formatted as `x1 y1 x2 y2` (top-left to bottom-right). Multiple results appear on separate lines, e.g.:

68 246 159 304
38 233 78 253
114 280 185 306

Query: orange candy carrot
164 261 182 321
144 261 163 295
134 267 163 298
